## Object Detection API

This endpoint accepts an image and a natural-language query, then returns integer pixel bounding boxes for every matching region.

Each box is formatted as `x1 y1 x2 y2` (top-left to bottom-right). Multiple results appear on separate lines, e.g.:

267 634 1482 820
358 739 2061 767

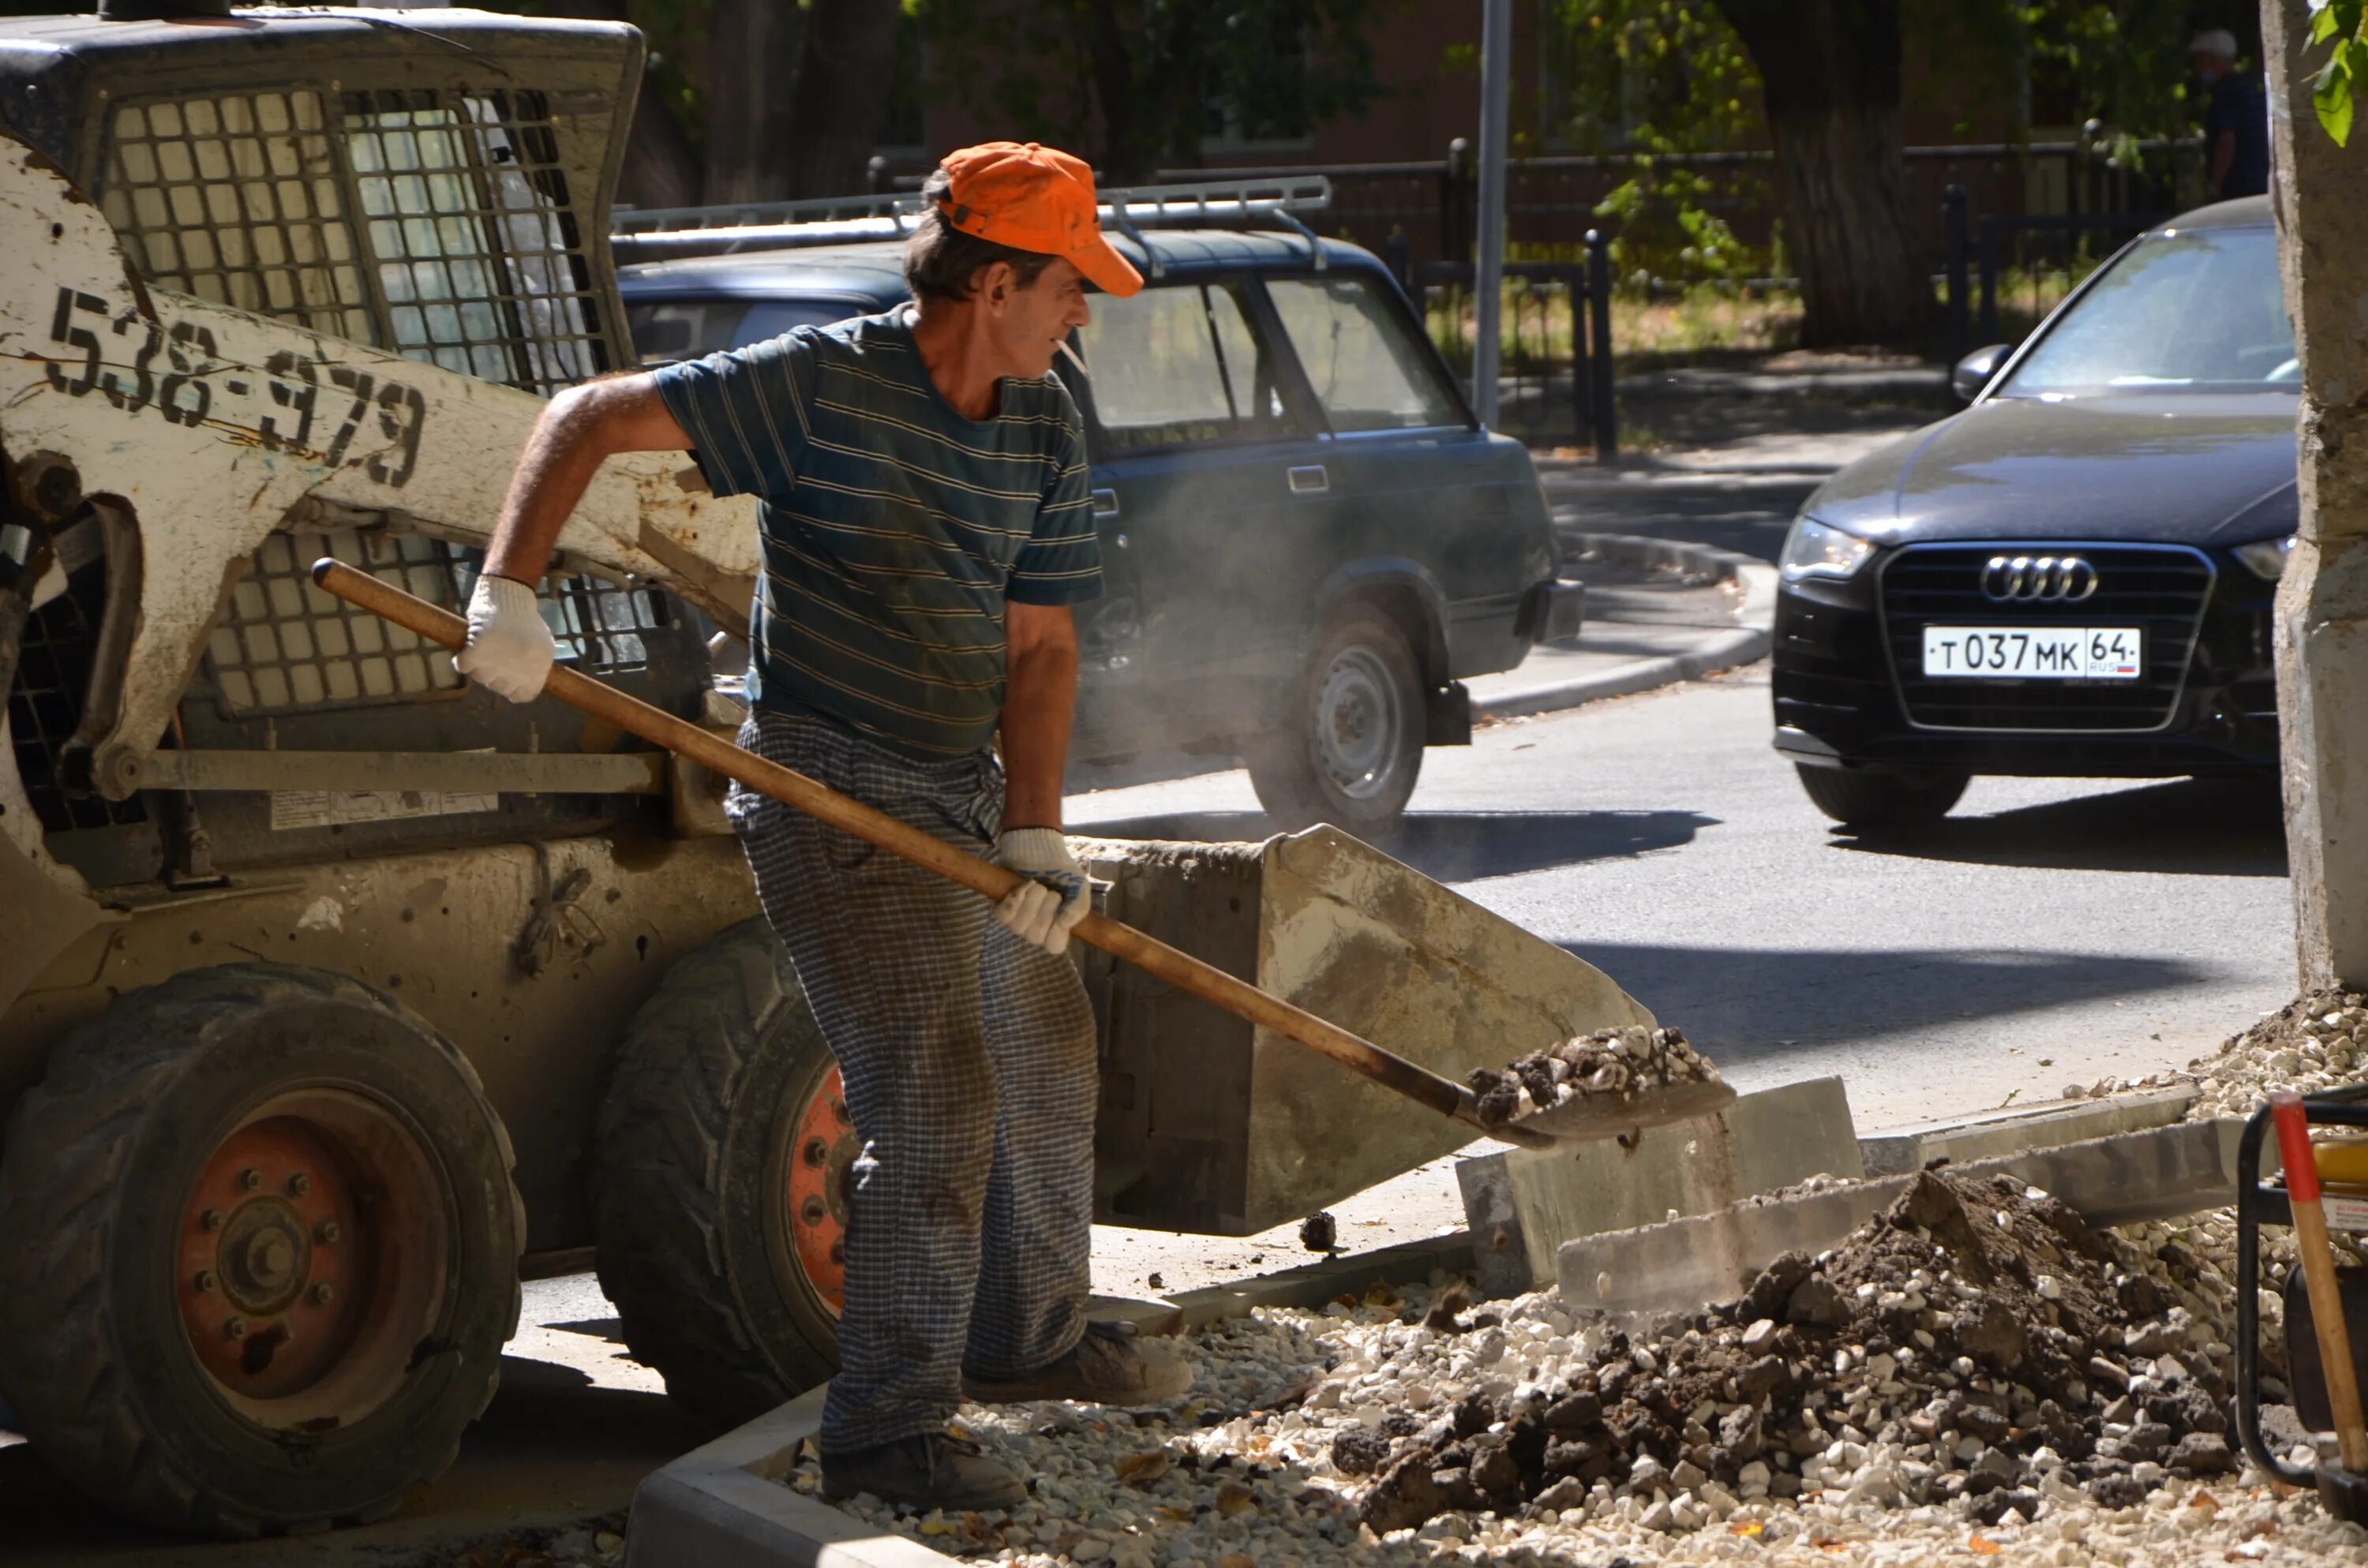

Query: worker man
451 140 1190 1511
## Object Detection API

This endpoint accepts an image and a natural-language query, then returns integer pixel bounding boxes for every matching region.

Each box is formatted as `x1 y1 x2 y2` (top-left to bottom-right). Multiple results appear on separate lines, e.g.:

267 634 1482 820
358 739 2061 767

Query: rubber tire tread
1794 763 1973 829
0 964 523 1537
591 917 840 1433
1246 609 1427 835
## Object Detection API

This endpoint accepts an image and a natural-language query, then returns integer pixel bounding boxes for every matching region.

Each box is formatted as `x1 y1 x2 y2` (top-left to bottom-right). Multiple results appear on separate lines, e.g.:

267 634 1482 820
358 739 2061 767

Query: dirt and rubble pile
799 1169 2362 1566
1465 1024 1722 1128
1352 1167 2231 1536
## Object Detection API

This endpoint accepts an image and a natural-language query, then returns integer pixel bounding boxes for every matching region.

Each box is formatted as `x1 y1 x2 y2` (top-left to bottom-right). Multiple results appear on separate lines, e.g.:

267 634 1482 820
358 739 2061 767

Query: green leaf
2317 45 2357 146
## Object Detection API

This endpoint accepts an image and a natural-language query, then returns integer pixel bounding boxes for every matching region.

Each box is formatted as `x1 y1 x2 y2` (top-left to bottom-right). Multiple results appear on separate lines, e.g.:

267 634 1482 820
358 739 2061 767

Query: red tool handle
2276 1087 2324 1204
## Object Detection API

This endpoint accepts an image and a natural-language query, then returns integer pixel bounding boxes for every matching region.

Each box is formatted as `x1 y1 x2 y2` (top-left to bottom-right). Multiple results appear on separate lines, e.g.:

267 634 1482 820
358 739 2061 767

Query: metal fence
1939 186 2168 361
1160 137 2203 279
1385 242 1617 456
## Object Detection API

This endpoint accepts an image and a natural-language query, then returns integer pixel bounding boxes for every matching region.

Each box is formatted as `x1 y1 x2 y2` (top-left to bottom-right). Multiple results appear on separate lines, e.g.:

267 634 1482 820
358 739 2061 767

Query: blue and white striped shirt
654 309 1100 757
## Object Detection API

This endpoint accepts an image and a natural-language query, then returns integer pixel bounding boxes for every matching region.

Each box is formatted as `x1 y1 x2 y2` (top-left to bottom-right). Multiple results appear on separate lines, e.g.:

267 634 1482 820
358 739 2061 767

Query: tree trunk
556 0 703 211
785 0 905 198
703 0 803 206
1085 0 1154 182
1714 0 1928 346
2263 0 2368 988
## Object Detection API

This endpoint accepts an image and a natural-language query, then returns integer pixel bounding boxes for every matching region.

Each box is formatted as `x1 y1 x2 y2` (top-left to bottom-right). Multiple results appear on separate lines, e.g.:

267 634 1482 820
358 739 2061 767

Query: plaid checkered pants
729 709 1098 1454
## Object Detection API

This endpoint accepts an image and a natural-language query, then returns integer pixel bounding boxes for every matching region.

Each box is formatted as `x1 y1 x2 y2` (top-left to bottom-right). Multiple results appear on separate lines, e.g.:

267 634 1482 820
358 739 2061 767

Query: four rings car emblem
1980 554 2099 603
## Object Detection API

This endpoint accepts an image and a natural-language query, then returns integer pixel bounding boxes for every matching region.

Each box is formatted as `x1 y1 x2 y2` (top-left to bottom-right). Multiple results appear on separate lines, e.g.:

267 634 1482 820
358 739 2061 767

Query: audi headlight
2234 536 2295 581
1780 518 1877 583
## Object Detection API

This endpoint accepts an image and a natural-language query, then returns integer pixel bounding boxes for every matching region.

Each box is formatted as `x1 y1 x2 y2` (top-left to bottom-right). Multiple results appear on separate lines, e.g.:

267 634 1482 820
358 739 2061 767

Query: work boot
819 1431 1028 1510
964 1319 1194 1405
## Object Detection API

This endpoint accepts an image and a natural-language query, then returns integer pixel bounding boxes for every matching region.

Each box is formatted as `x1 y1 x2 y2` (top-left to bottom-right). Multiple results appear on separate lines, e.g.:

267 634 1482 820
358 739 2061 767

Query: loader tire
592 918 845 1431
0 964 523 1536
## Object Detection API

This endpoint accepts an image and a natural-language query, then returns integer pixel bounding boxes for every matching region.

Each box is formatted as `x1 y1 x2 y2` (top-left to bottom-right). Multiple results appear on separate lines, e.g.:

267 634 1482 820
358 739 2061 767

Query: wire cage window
99 87 610 396
342 88 605 395
102 89 376 344
202 530 668 719
207 529 468 716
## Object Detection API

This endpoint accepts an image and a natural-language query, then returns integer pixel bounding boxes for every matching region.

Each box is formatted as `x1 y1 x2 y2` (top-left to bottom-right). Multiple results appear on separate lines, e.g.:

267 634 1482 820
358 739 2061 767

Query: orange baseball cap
936 141 1144 297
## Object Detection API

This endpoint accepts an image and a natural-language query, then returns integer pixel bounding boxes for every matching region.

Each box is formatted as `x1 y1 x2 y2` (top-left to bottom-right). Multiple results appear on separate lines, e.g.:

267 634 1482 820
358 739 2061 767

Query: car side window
1265 274 1465 432
1077 281 1295 451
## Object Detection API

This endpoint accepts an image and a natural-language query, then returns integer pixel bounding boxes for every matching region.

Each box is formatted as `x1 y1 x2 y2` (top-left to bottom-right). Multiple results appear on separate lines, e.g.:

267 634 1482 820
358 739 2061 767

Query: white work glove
991 827 1090 956
451 574 554 703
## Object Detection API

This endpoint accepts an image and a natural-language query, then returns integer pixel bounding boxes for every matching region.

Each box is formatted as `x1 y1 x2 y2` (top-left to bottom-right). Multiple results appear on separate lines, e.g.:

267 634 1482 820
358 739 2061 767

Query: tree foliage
912 0 1391 182
2307 0 2368 143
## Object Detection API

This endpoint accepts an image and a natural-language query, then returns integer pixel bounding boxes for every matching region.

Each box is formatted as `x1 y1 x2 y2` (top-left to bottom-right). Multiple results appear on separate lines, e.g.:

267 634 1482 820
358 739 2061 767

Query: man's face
981 256 1091 380
2195 48 2233 81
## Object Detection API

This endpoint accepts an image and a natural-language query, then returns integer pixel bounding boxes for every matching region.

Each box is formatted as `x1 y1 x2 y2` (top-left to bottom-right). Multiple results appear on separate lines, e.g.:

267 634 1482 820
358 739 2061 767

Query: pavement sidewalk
1468 533 1777 720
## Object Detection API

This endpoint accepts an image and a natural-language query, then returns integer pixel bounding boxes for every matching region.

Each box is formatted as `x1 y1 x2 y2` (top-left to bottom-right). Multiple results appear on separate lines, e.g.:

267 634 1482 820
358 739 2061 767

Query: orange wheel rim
784 1067 855 1315
174 1091 449 1427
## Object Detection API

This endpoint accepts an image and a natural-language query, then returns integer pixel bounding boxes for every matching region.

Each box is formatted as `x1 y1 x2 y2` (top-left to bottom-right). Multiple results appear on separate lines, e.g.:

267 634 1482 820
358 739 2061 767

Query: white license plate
1920 627 2143 679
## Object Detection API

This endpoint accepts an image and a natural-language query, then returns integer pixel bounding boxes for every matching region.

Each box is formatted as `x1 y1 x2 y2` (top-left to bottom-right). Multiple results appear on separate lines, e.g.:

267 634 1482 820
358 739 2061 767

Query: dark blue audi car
1771 196 2296 827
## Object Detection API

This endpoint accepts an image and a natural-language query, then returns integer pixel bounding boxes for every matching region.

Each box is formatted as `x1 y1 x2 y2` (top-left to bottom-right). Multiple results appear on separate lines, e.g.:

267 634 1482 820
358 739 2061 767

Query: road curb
1473 533 1778 722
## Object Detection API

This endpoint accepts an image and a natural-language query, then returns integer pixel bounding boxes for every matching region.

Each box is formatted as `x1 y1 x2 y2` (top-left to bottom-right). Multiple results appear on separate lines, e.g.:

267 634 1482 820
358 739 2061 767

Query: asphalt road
1068 667 2295 1132
2 666 2295 1565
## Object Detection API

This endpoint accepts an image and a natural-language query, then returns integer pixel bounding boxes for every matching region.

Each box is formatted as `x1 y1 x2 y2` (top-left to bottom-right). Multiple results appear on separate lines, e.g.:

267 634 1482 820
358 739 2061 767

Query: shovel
314 559 1731 1152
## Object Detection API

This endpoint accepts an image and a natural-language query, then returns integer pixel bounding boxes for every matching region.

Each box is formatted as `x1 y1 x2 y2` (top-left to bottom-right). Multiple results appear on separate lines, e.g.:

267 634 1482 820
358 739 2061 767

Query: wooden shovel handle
311 559 1553 1151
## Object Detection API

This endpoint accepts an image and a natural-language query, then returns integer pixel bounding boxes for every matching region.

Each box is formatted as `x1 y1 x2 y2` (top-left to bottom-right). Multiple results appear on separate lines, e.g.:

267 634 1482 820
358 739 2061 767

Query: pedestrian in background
2193 28 2270 201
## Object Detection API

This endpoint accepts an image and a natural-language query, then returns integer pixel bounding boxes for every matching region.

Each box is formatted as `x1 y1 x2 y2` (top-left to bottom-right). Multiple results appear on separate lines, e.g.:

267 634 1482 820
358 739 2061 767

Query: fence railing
1939 185 2166 363
1154 136 2203 277
1385 237 1619 457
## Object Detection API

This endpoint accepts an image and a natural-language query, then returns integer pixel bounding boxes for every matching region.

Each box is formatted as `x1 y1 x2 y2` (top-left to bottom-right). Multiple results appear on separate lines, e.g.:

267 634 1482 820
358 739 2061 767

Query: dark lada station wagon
1771 196 2295 828
616 202 1579 833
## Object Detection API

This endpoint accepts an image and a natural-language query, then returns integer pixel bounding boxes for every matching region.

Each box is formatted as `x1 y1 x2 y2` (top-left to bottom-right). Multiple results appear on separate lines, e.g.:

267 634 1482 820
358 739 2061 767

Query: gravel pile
2183 988 2368 1120
1465 1024 1723 1128
793 1169 2368 1566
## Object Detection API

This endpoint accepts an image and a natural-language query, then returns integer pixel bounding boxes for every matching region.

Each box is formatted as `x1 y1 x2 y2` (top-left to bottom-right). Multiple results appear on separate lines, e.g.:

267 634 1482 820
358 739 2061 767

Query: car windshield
2000 226 2295 395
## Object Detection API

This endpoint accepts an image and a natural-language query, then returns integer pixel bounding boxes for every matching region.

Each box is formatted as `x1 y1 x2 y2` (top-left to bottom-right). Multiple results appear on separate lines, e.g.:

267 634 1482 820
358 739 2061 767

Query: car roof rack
611 175 1333 271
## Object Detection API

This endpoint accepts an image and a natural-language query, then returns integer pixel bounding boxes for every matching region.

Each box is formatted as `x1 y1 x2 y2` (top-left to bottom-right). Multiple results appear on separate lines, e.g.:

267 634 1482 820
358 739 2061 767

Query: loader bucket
1076 825 1653 1236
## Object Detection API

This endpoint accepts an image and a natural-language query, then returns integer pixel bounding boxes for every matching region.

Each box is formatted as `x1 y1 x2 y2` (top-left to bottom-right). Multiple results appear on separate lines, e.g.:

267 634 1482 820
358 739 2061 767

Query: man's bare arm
999 601 1079 830
483 373 692 584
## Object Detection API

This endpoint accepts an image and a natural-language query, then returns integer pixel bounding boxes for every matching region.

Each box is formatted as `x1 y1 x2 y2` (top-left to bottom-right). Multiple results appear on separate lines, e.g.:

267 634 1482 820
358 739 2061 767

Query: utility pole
1471 0 1512 428
2265 0 2368 990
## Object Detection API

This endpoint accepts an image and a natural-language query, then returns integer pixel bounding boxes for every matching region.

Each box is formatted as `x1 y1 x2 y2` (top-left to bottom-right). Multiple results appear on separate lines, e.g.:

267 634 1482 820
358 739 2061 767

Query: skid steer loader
0 4 1650 1536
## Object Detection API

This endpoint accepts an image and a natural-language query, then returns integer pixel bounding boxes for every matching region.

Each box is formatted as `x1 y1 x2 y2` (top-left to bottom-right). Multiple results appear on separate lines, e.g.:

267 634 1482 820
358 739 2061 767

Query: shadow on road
1078 808 1719 882
1560 941 2213 1069
0 1359 694 1567
1827 778 2285 878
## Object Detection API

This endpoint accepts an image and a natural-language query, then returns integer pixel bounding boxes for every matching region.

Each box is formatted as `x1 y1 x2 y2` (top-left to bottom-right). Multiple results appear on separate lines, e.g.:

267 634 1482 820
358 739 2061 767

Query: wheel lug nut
801 1196 826 1226
198 1208 223 1232
193 1270 218 1294
803 1138 828 1166
830 1240 846 1265
315 1220 342 1245
308 1282 335 1307
223 1317 247 1340
287 1173 311 1197
237 1168 261 1192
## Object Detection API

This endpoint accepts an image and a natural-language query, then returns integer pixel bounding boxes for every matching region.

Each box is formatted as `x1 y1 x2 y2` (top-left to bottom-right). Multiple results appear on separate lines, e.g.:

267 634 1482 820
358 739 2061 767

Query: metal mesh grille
344 88 604 394
99 88 609 395
9 571 150 834
102 90 376 343
203 530 668 718
208 530 468 716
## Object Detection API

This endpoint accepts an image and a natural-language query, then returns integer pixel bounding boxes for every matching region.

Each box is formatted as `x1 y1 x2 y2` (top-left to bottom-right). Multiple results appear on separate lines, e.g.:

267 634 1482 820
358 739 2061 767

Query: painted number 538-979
43 285 427 488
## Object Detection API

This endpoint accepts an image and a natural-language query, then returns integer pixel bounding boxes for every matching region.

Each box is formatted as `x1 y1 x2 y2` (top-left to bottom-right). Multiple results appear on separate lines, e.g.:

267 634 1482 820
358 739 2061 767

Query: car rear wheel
1795 762 1971 829
1248 610 1426 835
591 918 846 1432
0 965 521 1536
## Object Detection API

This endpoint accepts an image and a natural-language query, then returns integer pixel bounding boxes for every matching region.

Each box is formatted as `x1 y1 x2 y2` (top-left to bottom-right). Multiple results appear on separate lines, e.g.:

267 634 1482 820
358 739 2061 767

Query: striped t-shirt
653 309 1100 757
